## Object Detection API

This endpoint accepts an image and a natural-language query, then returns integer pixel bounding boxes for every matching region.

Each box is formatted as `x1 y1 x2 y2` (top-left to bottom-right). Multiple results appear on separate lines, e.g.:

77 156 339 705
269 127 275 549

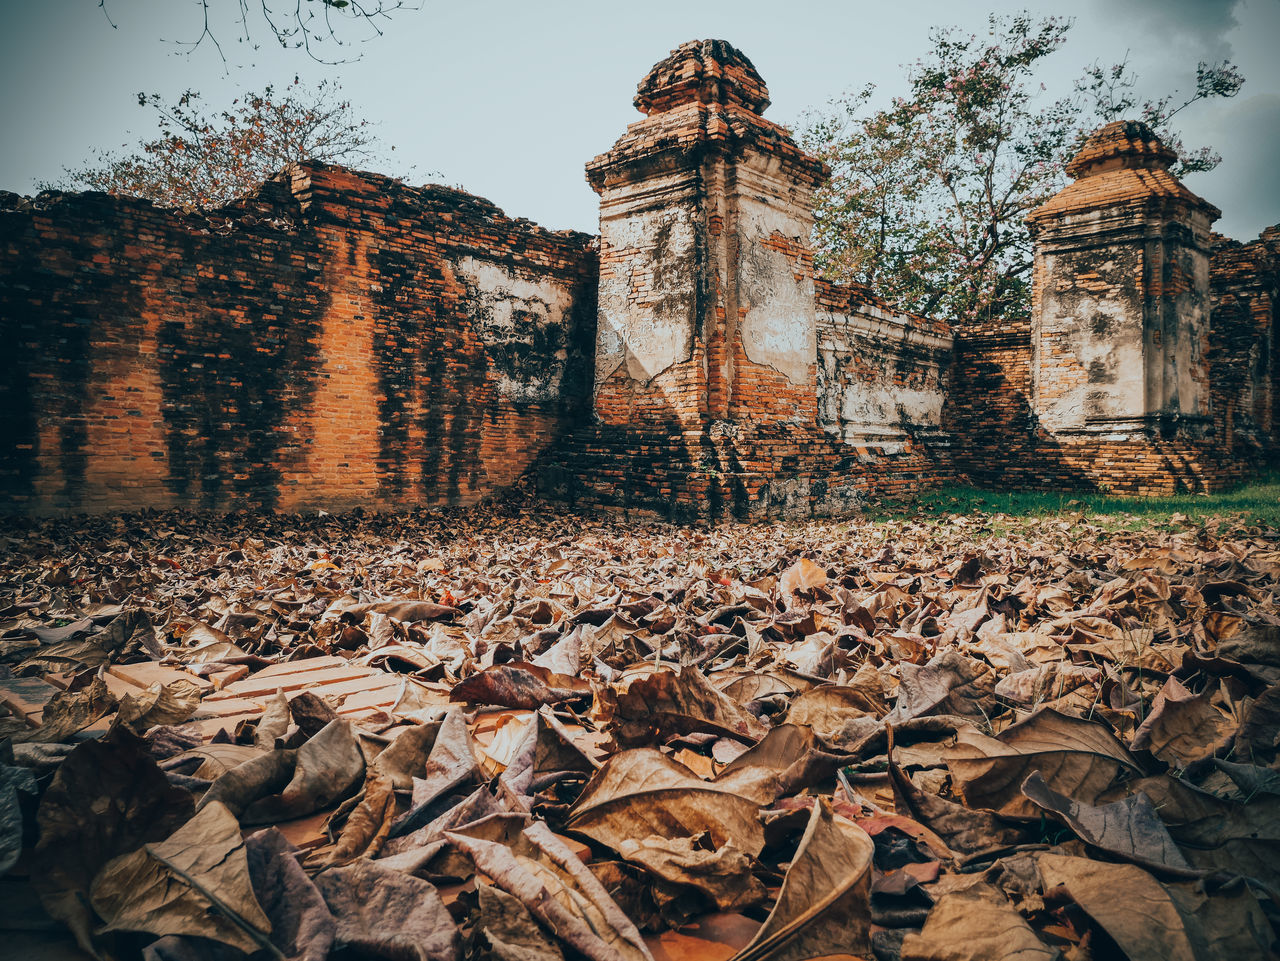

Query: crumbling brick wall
539 38 953 522
945 226 1278 497
946 325 1252 496
586 40 827 434
6 74 1276 518
946 318 1038 488
940 123 1273 496
1209 228 1280 455
0 162 597 515
1026 122 1218 439
815 279 952 453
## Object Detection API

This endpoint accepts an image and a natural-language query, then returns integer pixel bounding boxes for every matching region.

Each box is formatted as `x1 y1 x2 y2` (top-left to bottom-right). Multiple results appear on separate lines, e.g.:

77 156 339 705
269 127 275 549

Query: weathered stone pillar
1027 121 1220 439
539 39 949 519
585 39 827 433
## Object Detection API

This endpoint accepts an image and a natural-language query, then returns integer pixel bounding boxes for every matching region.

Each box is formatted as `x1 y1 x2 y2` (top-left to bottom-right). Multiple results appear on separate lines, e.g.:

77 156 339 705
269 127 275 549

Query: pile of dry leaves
1 504 1278 961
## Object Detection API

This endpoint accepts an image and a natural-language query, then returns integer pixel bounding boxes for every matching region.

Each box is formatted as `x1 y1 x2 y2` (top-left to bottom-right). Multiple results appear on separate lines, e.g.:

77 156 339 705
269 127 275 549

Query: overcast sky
3 0 1277 240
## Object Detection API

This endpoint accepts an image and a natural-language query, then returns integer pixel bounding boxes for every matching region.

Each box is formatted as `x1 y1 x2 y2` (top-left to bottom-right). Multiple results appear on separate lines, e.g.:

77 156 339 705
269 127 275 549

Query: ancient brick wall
539 38 952 521
586 40 828 433
940 122 1265 496
949 326 1234 496
1209 228 1280 455
945 319 1038 488
7 51 1276 519
0 162 597 515
1027 122 1218 439
539 273 957 523
946 233 1277 497
592 199 709 430
815 279 953 453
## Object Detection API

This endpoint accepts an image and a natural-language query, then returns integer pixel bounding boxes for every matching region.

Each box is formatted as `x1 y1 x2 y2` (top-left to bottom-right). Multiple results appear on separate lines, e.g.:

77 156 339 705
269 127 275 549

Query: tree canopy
801 14 1245 325
47 79 382 209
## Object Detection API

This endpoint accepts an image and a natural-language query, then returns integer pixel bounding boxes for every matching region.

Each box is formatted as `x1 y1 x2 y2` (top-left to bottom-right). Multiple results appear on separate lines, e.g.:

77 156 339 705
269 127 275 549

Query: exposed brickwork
3 48 1277 520
946 308 1268 497
938 121 1268 495
815 279 953 454
590 40 825 201
585 40 826 431
728 231 820 427
540 38 951 520
536 420 948 522
591 223 708 430
1027 121 1218 438
946 319 1036 488
1036 121 1211 220
0 163 596 514
1209 228 1280 455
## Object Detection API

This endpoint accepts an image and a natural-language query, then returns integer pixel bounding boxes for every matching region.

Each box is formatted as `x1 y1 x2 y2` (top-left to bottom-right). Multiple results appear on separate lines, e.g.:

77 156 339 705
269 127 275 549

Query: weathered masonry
949 122 1278 496
2 41 1277 518
536 40 952 520
0 168 596 514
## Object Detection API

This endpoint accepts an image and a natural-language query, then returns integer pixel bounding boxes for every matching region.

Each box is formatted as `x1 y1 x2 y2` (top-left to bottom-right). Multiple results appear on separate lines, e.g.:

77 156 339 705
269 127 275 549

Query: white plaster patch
453 256 575 403
1166 245 1210 416
736 199 816 386
1035 251 1143 432
816 308 951 448
594 206 697 388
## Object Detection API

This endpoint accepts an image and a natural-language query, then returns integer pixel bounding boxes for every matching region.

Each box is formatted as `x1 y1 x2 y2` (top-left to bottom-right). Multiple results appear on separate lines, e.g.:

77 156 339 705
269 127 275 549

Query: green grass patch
871 471 1280 530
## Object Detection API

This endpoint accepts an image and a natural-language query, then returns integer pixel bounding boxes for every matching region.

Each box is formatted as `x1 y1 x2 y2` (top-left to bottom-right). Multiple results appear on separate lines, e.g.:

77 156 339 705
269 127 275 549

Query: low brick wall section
946 312 1267 495
815 279 953 454
0 163 597 514
1209 229 1280 454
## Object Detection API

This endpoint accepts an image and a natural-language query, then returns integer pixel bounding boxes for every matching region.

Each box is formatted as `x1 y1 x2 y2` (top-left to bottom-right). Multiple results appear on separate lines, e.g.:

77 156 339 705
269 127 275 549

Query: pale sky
3 0 1278 240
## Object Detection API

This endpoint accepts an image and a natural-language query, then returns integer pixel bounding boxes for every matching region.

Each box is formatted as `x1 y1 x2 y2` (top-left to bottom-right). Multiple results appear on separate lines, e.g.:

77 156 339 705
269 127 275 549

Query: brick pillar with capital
586 39 827 435
1027 121 1220 440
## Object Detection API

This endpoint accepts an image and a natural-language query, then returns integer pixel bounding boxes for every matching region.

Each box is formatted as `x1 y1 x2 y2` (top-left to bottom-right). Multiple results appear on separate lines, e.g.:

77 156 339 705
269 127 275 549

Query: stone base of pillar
533 420 949 522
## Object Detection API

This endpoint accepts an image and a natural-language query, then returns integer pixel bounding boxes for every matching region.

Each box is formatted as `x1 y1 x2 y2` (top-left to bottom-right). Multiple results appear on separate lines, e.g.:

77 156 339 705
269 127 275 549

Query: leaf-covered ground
2 503 1279 960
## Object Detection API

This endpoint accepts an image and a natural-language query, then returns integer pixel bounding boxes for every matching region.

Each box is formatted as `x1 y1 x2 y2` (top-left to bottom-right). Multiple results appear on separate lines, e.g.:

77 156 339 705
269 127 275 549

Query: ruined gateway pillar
586 39 827 432
1027 121 1220 439
538 39 941 519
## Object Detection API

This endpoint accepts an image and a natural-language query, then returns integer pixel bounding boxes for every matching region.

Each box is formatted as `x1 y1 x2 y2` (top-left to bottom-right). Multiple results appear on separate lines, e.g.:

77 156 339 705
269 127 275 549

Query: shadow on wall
0 165 600 516
1 182 330 514
945 323 1267 496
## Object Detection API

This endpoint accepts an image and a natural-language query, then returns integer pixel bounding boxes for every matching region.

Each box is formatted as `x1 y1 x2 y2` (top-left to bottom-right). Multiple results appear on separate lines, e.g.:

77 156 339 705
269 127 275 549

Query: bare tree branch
98 0 421 64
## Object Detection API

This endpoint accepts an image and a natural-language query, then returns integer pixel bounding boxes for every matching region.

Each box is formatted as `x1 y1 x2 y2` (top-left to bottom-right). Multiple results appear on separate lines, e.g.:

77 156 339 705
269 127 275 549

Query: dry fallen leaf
33 726 195 956
604 666 769 748
899 886 1056 961
199 718 365 825
730 799 875 961
779 557 829 596
1129 676 1236 767
90 800 273 954
313 856 459 960
474 879 566 961
568 748 767 857
1020 771 1193 873
1037 853 1273 961
617 834 766 913
4 503 1279 959
448 820 653 961
947 709 1140 817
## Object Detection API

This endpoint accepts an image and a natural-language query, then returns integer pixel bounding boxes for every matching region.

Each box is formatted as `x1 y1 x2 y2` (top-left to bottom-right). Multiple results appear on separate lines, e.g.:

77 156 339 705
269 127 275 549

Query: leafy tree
97 0 418 63
804 84 938 299
802 14 1245 325
803 15 1077 323
47 79 382 209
